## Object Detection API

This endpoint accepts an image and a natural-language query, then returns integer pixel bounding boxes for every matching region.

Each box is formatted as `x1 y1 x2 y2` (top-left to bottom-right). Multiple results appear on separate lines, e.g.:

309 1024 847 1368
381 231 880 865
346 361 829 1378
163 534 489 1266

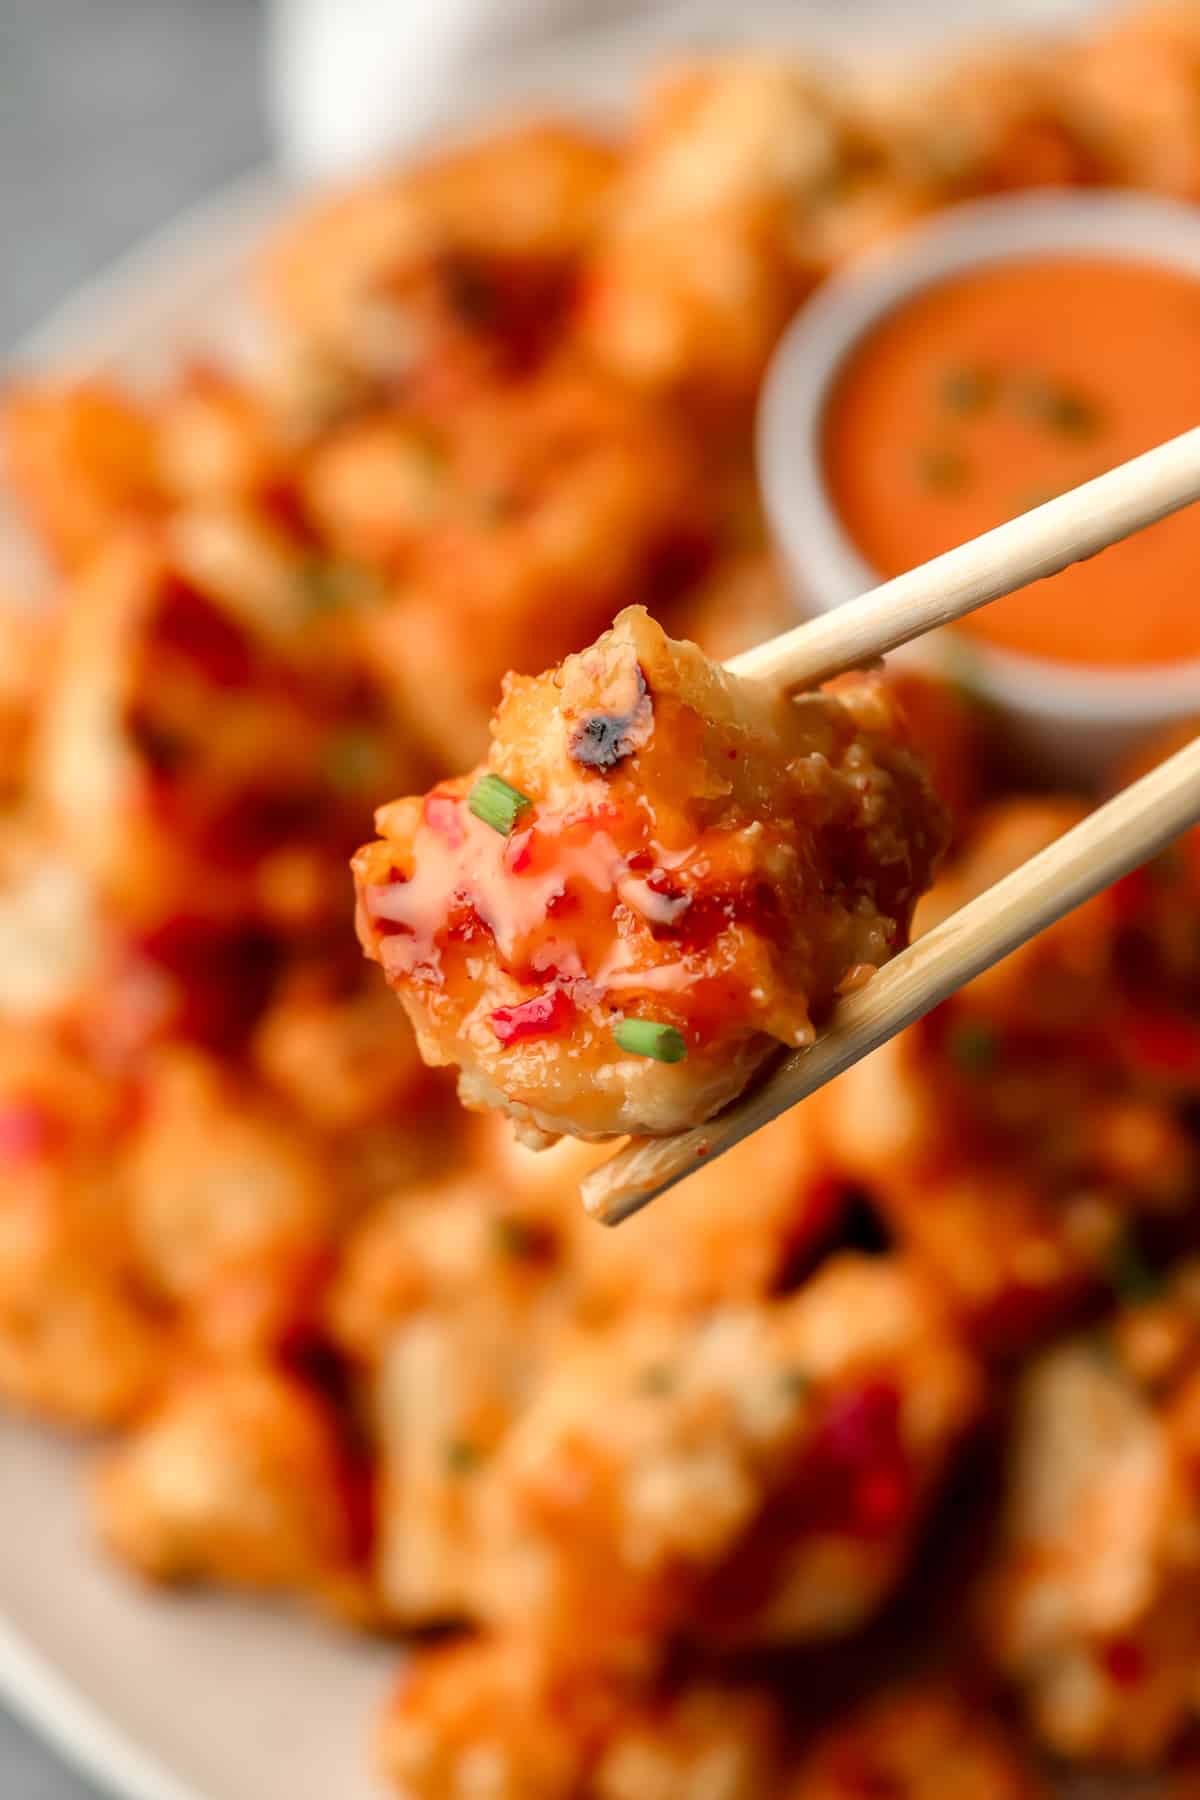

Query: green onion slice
614 1018 687 1063
946 1019 997 1074
468 773 531 836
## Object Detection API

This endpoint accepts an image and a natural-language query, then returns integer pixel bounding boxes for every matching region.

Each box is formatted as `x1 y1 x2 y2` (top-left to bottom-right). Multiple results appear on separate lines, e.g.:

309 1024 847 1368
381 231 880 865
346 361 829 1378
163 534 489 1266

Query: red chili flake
423 792 465 848
152 580 255 689
505 828 534 874
1102 1639 1146 1688
0 1103 56 1166
545 887 580 919
490 988 576 1045
1121 1008 1200 1081
794 1381 914 1539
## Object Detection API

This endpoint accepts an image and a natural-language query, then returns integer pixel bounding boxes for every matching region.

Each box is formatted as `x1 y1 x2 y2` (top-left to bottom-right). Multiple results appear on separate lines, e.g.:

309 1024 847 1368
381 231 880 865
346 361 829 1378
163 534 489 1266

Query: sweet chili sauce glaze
823 255 1200 669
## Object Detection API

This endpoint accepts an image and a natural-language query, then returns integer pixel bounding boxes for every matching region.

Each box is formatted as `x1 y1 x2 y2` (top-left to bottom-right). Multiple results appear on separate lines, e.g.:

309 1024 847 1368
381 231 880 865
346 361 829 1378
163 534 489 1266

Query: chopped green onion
939 366 995 415
916 445 970 492
297 556 372 616
780 1366 810 1400
468 773 532 836
1107 1232 1164 1307
947 1019 997 1075
614 1018 687 1063
323 728 386 792
444 1438 482 1474
1012 376 1100 438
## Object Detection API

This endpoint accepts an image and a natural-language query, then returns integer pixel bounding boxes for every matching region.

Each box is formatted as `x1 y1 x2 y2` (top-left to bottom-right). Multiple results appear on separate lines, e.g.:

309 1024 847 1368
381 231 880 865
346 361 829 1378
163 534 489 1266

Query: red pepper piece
424 792 465 848
490 988 576 1045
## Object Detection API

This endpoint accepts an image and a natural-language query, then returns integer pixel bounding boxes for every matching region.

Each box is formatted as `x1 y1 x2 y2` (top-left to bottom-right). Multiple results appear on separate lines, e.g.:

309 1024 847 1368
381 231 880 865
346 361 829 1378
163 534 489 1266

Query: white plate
0 5 1109 1797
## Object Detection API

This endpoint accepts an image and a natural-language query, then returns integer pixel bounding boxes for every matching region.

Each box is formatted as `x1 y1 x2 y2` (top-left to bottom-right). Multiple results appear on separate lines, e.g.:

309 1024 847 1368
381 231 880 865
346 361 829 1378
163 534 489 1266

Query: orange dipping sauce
824 256 1200 668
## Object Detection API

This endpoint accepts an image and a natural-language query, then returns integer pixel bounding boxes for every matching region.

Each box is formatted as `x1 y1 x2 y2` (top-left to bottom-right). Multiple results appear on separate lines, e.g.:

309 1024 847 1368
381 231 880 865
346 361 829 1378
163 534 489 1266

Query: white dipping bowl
758 192 1200 784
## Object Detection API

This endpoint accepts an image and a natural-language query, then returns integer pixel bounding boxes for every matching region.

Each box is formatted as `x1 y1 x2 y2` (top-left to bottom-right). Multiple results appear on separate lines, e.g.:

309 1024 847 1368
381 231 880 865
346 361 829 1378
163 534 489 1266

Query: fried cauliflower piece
251 962 432 1134
981 1281 1200 1765
578 57 914 402
592 1682 783 1800
260 121 617 397
373 1299 555 1627
468 1256 979 1670
1072 3 1200 200
1 379 161 570
0 590 53 801
0 815 105 1025
813 798 1197 1355
379 1637 596 1799
355 372 712 766
694 1255 983 1647
378 1635 782 1800
123 1049 337 1358
93 1364 369 1618
0 1027 160 1428
354 606 946 1146
788 1683 1046 1800
155 364 291 505
32 527 405 935
873 43 1112 204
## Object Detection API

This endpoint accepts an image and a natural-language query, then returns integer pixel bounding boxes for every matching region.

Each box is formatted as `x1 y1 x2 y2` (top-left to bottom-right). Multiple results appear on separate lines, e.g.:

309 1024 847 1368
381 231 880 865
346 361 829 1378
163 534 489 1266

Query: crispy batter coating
1 380 161 570
468 1256 979 1670
355 607 946 1144
1071 3 1200 199
123 1049 337 1359
788 1684 1047 1799
0 1027 160 1427
260 122 618 395
981 1273 1200 1765
354 373 713 765
378 1637 782 1800
813 799 1198 1355
579 58 918 401
93 1364 370 1618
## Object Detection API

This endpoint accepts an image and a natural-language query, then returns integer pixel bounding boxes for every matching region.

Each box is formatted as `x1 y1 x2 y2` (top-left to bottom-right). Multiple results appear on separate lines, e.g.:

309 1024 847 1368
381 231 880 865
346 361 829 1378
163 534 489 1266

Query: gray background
0 5 264 1791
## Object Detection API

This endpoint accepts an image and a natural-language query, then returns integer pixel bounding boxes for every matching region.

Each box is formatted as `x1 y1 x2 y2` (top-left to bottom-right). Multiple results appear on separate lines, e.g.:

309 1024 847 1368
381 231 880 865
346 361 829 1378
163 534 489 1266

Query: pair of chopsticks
584 425 1200 1225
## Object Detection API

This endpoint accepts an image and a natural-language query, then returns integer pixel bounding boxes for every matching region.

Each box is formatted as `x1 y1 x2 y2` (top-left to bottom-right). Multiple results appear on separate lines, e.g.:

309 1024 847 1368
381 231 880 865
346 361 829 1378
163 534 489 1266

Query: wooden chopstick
582 426 1200 1225
584 733 1200 1224
728 424 1200 690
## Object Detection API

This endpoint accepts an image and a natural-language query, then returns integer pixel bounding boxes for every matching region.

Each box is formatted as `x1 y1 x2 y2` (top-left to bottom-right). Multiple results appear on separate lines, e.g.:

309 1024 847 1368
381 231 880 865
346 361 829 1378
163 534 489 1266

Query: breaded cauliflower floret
355 606 946 1146
123 1049 336 1358
0 1027 161 1428
354 372 712 766
813 798 1196 1356
579 57 915 401
93 1364 370 1619
377 1635 782 1800
1071 3 1200 200
788 1683 1046 1799
981 1277 1200 1765
377 1636 598 1800
467 1256 979 1669
1 379 161 570
260 121 617 397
